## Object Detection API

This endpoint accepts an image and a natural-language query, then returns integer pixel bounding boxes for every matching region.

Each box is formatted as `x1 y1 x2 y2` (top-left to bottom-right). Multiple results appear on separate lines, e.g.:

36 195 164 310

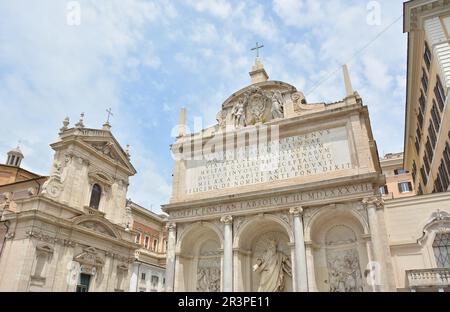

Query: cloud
0 0 409 211
190 22 219 43
186 0 232 19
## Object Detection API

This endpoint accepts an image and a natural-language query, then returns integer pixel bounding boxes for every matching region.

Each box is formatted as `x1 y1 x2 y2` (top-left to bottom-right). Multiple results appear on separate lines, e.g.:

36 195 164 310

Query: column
221 215 233 292
165 222 176 292
305 242 317 292
290 207 308 292
363 197 395 292
364 238 377 292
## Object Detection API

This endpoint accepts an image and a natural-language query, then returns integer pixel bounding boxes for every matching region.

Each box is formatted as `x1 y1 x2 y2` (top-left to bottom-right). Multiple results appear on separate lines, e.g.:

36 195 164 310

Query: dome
6 145 24 167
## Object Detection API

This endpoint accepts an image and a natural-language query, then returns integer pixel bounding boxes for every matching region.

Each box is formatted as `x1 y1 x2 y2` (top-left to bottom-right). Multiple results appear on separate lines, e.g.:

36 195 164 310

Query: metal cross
106 108 113 123
251 42 264 57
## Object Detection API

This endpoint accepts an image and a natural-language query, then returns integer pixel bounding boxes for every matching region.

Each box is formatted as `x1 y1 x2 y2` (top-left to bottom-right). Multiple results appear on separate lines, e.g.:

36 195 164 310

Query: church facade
162 59 402 292
0 117 167 292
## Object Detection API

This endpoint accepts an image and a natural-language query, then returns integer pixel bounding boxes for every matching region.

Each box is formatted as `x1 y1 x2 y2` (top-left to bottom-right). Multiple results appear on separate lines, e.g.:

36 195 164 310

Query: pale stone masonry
163 59 399 292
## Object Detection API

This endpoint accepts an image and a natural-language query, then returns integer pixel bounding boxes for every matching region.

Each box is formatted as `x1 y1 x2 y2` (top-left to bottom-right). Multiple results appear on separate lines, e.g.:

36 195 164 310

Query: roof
0 164 43 182
129 200 168 223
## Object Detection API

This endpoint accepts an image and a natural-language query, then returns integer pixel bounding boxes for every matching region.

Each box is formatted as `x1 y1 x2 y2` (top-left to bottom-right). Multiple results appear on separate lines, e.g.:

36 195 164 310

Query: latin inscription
170 183 372 219
185 127 352 194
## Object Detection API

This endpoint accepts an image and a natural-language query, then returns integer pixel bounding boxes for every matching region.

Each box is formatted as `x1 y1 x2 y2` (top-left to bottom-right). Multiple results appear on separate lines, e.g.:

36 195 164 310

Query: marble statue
231 98 246 128
271 91 284 119
253 238 292 292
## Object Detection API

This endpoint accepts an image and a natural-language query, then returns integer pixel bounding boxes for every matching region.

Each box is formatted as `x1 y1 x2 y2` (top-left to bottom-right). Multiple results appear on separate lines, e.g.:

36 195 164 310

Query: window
89 184 102 209
144 236 150 249
423 153 431 175
135 232 141 244
398 181 413 193
394 168 407 175
424 42 432 70
412 160 417 182
415 136 420 154
434 76 446 112
438 161 449 192
425 139 434 168
141 272 146 281
417 183 423 195
418 90 426 130
428 121 437 149
431 100 441 132
421 68 429 93
151 275 159 287
152 239 158 252
420 166 428 186
434 176 444 193
444 143 450 174
379 185 388 195
76 273 91 292
433 233 450 268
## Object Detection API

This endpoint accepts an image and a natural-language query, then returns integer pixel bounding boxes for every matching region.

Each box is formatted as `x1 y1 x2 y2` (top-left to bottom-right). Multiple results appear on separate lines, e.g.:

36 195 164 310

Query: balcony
406 268 450 291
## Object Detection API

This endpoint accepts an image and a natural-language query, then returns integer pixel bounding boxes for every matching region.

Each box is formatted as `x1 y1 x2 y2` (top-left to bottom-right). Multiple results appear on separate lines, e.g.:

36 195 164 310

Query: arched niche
309 206 369 292
176 222 223 292
234 215 293 292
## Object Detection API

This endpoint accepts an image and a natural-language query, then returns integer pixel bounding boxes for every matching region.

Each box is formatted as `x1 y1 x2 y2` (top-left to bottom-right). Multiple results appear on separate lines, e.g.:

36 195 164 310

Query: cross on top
106 108 113 123
251 42 264 57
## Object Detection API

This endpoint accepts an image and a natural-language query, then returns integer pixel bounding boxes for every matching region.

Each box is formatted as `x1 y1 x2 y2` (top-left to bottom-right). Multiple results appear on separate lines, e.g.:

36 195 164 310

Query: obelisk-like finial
178 107 187 137
343 64 354 97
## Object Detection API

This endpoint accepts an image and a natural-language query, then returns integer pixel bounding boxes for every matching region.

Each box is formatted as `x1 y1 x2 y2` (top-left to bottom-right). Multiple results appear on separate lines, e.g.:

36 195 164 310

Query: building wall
129 262 166 292
404 1 450 195
380 153 416 199
384 191 450 290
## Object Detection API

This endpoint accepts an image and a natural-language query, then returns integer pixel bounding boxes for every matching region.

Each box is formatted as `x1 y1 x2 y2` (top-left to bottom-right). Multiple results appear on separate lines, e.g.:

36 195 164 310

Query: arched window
89 184 102 209
433 232 450 268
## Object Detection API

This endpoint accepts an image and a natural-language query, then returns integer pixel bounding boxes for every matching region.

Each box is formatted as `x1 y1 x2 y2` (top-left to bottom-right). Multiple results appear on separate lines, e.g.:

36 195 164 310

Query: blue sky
0 0 407 212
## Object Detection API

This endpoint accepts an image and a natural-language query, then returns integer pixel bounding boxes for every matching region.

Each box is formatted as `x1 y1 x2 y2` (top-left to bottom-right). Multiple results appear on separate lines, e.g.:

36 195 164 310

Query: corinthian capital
165 222 176 231
361 196 384 209
289 207 303 217
220 215 233 225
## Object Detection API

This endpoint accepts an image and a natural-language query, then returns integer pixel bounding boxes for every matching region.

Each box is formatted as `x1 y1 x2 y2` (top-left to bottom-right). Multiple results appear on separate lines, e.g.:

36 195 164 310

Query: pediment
80 136 136 175
73 215 121 239
78 220 117 238
74 247 105 268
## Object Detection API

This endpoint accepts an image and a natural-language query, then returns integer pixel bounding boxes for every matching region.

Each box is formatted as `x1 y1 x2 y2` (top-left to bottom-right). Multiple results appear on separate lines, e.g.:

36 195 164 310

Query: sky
0 0 407 213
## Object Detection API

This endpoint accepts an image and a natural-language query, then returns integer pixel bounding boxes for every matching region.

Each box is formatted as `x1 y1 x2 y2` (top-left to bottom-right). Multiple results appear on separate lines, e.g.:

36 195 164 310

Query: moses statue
253 239 292 292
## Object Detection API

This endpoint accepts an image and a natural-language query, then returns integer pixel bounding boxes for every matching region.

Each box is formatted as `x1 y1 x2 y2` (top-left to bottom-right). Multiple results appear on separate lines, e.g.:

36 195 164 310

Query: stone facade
163 59 401 292
0 117 141 292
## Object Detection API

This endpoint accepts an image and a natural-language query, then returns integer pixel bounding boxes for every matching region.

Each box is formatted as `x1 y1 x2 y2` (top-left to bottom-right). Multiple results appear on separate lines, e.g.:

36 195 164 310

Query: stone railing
406 268 450 289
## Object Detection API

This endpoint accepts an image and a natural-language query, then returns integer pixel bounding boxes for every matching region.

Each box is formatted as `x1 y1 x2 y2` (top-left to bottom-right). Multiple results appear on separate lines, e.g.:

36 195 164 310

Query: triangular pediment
52 127 136 175
79 133 136 175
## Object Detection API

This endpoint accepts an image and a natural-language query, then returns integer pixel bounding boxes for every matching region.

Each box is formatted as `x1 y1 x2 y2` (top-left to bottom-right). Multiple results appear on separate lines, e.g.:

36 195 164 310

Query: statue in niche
271 91 284 119
231 98 246 128
253 238 292 292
